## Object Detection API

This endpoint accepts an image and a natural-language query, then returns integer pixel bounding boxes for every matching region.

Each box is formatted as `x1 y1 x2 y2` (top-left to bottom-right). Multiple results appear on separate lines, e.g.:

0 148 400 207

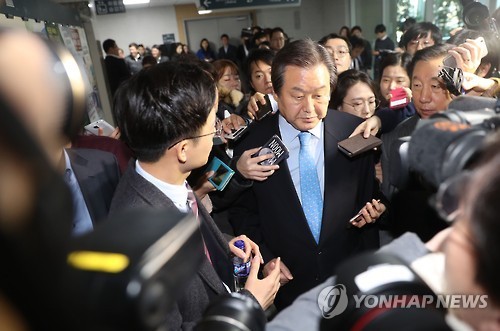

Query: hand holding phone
251 135 289 166
349 199 384 228
84 119 115 136
255 94 273 121
224 125 248 140
206 157 235 191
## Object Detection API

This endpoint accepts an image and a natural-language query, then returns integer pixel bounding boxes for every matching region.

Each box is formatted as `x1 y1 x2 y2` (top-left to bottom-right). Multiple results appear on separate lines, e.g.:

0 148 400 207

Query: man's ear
175 140 189 164
273 91 280 105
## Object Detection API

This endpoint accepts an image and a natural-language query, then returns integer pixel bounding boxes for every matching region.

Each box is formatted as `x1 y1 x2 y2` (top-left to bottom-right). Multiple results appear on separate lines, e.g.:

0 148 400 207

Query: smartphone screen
443 55 457 68
210 164 229 186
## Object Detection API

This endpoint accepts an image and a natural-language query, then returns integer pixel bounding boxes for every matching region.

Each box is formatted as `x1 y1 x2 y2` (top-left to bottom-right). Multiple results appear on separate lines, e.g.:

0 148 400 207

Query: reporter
331 69 380 119
381 45 454 240
110 62 280 330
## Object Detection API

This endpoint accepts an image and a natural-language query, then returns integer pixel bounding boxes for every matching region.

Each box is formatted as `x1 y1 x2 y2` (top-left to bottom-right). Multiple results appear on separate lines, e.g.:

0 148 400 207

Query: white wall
90 0 351 52
91 6 179 52
253 0 349 41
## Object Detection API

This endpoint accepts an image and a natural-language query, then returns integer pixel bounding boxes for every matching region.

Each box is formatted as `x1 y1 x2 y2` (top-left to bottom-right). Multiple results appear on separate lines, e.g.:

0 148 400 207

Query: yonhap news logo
317 284 349 318
317 284 488 319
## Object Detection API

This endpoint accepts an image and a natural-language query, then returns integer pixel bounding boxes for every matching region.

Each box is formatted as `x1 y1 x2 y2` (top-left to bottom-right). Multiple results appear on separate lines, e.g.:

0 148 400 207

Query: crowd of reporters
1 3 500 330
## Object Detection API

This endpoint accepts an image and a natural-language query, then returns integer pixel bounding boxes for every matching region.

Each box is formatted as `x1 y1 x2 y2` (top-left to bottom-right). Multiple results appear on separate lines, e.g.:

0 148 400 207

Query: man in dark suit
109 62 280 330
229 39 386 310
218 34 238 64
102 39 130 97
64 148 120 235
380 45 453 242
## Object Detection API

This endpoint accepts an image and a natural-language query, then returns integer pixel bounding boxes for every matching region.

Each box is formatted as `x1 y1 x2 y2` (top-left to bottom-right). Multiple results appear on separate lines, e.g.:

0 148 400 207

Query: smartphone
443 55 457 68
224 125 248 140
251 135 289 166
255 94 273 121
348 200 381 224
349 211 364 224
206 157 235 191
389 87 409 109
84 119 115 136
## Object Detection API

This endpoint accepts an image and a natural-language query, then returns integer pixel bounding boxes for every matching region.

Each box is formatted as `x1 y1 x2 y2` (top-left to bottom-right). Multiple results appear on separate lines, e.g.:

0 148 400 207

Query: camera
461 0 491 31
408 97 500 189
320 97 499 331
385 96 500 195
241 28 253 39
320 252 451 331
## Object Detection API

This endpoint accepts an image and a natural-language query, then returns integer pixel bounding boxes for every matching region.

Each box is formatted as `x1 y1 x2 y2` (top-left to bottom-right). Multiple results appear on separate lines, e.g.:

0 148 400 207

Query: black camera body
387 97 500 193
320 252 451 331
461 0 491 30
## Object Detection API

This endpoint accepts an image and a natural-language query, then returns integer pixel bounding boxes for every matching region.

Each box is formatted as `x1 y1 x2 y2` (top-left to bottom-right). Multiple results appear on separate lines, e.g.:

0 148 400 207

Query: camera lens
463 2 489 29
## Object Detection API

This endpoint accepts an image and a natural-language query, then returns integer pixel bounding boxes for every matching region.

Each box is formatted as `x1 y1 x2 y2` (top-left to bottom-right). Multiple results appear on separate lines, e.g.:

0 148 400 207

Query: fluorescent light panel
123 0 150 5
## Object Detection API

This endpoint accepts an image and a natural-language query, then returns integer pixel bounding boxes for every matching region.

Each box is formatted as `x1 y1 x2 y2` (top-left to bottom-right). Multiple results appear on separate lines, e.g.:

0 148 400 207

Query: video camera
319 96 499 331
461 0 498 35
320 251 452 331
386 96 500 198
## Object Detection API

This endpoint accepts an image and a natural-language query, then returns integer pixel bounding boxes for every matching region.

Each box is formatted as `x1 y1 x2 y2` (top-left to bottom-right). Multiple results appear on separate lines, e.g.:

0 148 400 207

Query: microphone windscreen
409 119 481 187
448 95 497 112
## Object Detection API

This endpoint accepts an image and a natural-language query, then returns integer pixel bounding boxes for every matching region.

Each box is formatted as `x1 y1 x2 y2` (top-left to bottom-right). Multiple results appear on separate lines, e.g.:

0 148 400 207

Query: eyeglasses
408 38 434 47
343 99 380 113
327 47 350 58
434 171 471 223
167 118 222 150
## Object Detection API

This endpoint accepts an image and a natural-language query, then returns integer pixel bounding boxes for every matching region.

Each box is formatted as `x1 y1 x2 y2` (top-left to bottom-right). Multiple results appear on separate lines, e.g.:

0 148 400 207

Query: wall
174 4 252 45
90 0 351 51
253 0 349 41
90 6 179 51
322 0 350 38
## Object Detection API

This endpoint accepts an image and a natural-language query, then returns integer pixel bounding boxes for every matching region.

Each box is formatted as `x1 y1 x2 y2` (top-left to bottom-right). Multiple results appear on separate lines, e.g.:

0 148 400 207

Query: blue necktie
299 132 323 243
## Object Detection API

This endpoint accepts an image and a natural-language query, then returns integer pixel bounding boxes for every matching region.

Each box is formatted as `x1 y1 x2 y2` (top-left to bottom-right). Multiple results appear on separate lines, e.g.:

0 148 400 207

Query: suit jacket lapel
197 196 233 293
126 167 229 295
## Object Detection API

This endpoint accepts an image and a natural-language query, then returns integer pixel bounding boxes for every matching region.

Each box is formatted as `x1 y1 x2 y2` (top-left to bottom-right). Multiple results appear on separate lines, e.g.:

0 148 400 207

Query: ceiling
126 0 196 8
53 0 197 9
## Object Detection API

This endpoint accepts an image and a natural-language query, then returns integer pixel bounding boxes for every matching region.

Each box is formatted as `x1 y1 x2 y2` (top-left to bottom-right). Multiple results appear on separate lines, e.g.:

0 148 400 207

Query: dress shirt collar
135 160 189 212
279 114 323 146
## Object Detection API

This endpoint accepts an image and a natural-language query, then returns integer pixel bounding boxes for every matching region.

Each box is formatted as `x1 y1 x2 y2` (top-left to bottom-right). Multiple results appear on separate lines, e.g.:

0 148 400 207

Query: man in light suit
109 62 280 330
230 39 386 310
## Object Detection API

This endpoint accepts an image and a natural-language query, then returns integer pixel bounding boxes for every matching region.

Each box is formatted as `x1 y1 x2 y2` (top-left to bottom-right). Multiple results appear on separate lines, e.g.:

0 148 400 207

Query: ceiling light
123 0 150 5
197 5 212 15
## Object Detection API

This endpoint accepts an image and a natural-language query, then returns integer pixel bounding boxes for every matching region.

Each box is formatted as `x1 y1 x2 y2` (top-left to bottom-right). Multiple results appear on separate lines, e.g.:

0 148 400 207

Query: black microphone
448 95 497 111
430 96 499 126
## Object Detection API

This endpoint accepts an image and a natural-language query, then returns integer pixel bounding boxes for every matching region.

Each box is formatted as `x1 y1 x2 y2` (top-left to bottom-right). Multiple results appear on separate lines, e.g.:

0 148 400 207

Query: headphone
43 36 87 138
0 27 87 139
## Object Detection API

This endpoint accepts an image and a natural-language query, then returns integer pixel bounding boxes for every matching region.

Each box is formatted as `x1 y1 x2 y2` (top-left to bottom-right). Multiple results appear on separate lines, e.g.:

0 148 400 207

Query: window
433 0 462 39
